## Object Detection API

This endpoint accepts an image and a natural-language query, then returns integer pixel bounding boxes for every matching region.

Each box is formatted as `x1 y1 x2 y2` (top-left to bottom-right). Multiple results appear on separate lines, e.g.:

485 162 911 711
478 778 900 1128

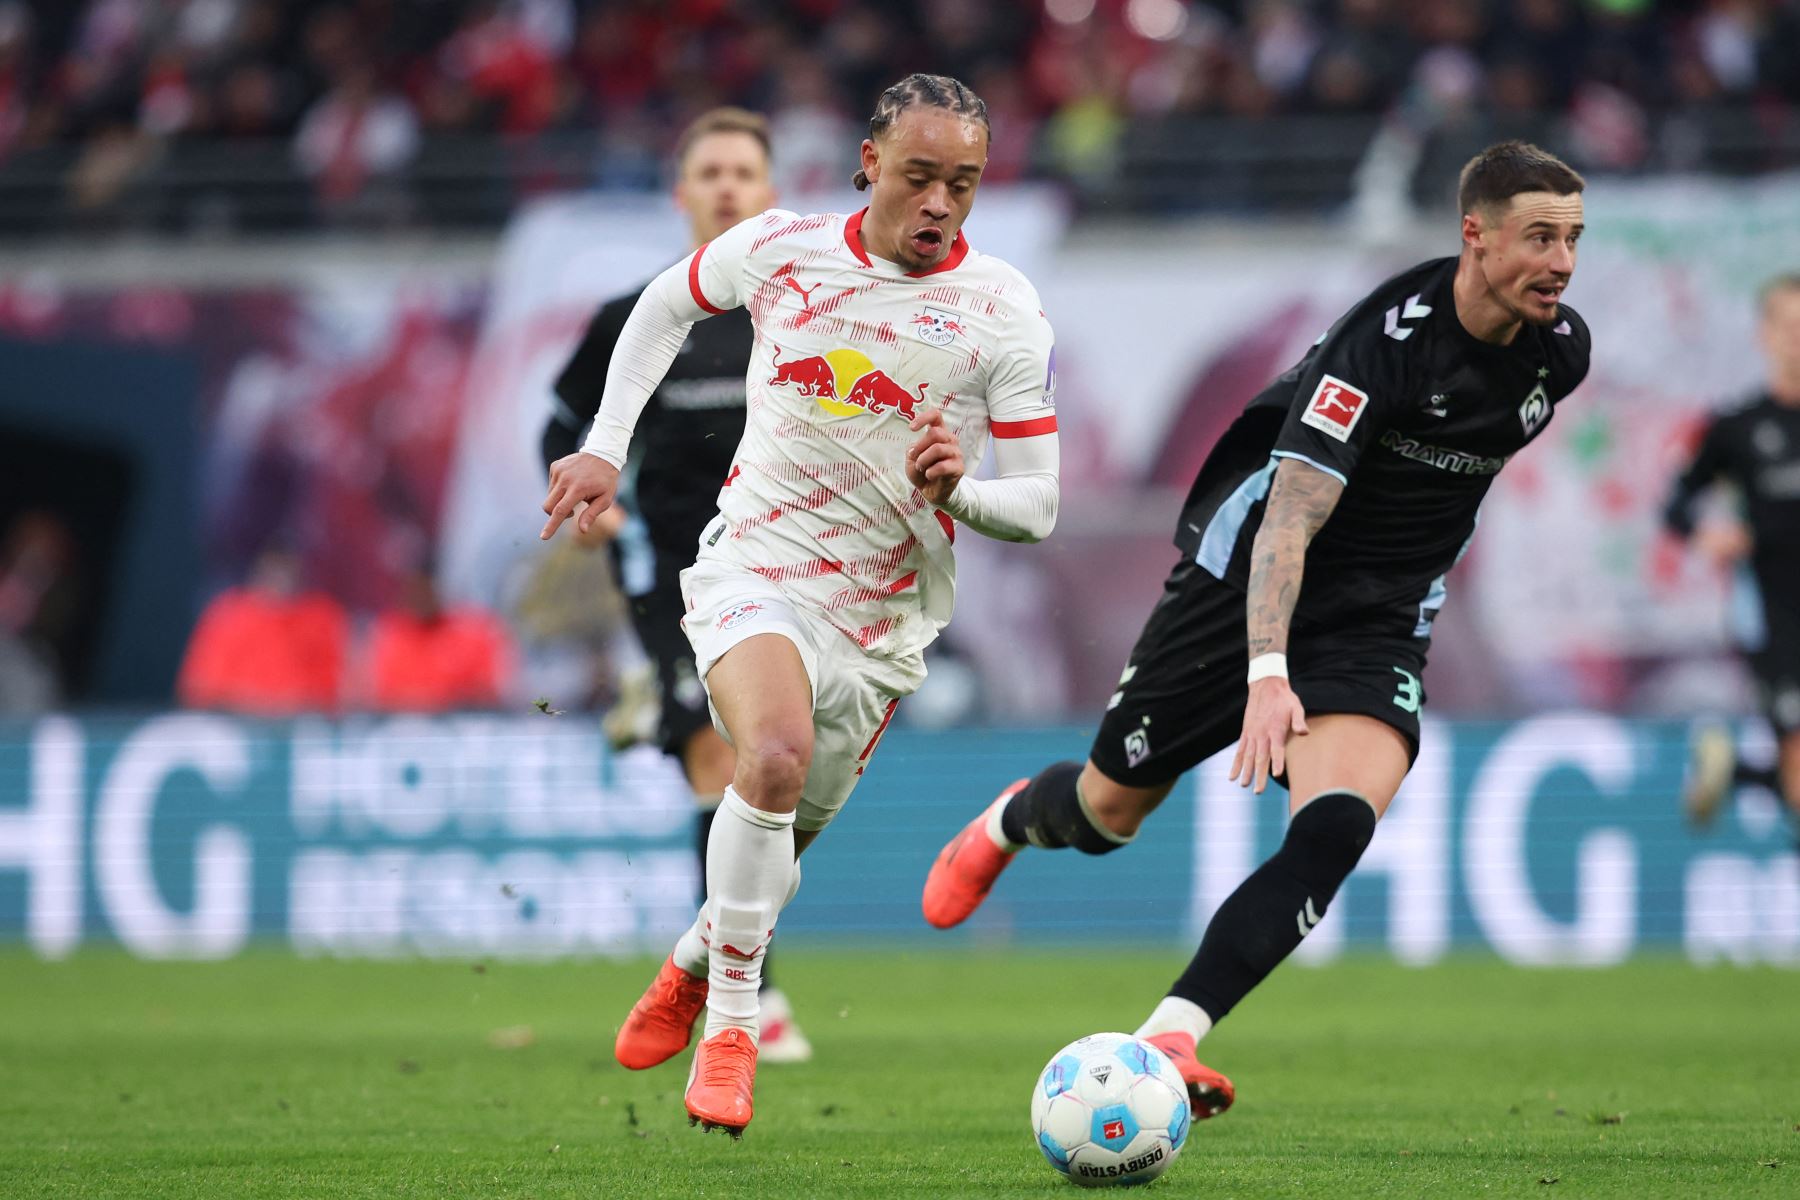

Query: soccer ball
1030 1032 1191 1187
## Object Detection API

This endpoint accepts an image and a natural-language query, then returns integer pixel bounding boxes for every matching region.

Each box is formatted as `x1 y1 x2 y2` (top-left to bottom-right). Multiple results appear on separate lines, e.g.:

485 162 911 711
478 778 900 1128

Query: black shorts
619 553 712 757
1089 556 1427 789
1749 632 1800 737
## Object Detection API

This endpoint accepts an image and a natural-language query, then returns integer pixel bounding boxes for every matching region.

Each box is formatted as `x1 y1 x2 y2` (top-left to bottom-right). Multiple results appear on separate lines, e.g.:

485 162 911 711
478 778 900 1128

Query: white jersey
671 207 1058 660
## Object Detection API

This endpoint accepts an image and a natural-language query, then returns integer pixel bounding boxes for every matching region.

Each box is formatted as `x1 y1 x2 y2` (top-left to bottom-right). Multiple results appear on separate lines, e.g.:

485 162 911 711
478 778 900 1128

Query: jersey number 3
1391 667 1422 714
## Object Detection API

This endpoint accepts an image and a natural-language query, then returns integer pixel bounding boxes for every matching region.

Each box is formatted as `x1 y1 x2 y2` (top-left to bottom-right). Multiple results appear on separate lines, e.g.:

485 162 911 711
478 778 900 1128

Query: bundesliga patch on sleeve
1300 375 1370 443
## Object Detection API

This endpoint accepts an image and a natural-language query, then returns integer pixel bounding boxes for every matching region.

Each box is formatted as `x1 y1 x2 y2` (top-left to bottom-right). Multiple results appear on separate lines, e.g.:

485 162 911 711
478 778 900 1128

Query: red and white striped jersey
676 207 1058 659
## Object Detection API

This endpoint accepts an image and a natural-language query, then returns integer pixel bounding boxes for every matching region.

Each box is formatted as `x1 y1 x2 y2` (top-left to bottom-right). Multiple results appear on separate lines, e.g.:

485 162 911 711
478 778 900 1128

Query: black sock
1733 761 1781 791
1169 791 1377 1023
694 807 716 905
999 761 1129 855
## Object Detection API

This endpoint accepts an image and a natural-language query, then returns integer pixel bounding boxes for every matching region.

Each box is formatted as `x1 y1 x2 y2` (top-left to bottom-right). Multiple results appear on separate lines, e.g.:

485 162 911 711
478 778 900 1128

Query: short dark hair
1458 141 1585 219
851 74 989 191
1760 272 1800 314
674 107 772 172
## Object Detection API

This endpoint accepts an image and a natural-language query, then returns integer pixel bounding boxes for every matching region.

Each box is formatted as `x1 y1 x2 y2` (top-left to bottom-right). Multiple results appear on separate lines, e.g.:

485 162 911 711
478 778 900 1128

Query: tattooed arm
1230 458 1345 792
1245 459 1345 656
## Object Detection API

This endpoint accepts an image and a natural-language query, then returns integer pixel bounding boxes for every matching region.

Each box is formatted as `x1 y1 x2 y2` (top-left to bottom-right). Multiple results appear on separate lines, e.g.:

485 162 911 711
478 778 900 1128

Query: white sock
984 796 1025 853
701 787 796 1043
671 909 709 977
671 859 801 978
1133 995 1213 1044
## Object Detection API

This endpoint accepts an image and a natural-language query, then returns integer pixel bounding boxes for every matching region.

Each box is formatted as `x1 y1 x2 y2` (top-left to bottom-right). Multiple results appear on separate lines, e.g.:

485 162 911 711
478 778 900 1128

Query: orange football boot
1144 1031 1236 1119
614 956 708 1070
921 779 1028 929
685 1027 759 1137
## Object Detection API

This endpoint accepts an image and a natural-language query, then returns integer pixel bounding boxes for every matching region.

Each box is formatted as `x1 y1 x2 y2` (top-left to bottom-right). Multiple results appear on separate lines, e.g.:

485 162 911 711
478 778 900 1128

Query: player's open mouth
1530 284 1563 305
910 228 944 257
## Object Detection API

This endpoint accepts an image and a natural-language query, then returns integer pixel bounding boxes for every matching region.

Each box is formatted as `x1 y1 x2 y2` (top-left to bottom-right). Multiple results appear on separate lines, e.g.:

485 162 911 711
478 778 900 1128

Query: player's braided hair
851 74 989 191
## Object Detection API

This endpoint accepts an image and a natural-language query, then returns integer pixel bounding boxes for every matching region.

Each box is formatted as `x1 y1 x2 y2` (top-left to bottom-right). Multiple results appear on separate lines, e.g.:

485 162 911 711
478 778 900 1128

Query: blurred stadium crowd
3 0 1799 230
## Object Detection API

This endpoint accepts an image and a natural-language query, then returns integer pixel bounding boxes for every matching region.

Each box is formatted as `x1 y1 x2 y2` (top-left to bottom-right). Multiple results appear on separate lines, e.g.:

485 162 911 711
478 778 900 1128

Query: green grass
0 950 1795 1198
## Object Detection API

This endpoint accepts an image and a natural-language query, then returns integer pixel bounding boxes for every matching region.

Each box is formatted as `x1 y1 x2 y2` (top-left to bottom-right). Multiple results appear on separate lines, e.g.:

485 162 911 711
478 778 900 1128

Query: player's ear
859 138 879 185
1460 210 1484 253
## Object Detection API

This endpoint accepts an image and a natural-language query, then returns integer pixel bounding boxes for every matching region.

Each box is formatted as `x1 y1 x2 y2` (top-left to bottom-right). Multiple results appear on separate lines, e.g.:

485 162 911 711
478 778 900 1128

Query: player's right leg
679 630 814 1135
922 558 1242 929
679 721 813 1063
922 765 1175 929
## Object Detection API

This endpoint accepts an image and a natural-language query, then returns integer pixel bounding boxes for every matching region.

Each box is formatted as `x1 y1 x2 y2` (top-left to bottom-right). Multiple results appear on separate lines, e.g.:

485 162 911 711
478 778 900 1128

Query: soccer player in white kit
539 74 1060 1136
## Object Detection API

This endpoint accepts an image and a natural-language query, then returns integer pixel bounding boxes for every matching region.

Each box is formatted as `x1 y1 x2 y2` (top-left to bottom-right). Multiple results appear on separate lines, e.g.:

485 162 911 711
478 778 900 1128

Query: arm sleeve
939 304 1060 543
1663 416 1730 537
542 299 630 471
1268 313 1406 485
939 434 1059 543
579 214 770 468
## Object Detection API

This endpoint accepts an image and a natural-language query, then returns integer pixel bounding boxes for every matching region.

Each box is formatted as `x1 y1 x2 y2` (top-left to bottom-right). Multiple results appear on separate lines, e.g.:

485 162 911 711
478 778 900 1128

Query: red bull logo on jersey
767 346 930 422
1300 373 1369 443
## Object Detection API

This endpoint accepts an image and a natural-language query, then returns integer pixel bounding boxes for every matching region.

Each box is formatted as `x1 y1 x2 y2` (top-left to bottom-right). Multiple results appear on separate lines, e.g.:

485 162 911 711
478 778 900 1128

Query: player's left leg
1135 714 1409 1116
1134 635 1423 1108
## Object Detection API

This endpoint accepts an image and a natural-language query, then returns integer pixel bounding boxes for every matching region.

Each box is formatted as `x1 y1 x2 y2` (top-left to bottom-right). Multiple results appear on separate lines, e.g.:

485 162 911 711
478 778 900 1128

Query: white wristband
1247 653 1288 684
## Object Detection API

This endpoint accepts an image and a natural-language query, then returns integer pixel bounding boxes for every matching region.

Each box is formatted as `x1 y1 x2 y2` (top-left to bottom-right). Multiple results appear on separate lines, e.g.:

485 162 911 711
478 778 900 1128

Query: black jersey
1664 393 1800 643
543 285 752 558
1173 256 1592 640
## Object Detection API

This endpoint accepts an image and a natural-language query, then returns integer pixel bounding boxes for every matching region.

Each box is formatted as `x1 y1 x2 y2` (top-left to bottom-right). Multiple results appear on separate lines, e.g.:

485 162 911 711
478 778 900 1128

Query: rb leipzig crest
911 307 964 347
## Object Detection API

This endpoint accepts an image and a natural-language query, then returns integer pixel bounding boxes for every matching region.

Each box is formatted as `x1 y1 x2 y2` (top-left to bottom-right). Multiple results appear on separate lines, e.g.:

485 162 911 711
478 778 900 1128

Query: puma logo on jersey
1384 294 1432 341
783 276 821 311
1301 375 1370 442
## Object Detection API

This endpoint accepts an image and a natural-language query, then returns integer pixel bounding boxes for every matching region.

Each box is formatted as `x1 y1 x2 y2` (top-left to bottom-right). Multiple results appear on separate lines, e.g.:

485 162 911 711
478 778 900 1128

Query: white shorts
680 559 927 831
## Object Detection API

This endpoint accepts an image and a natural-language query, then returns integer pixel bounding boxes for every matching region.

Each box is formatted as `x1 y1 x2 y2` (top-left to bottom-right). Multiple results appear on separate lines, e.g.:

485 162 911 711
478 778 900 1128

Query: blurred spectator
1307 0 1411 113
292 60 418 221
357 565 512 712
765 54 854 195
0 0 1797 230
438 2 563 136
177 545 348 715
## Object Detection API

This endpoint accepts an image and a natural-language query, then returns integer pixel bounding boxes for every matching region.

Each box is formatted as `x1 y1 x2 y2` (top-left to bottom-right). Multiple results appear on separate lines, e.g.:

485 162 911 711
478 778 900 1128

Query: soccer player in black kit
922 141 1592 1116
542 108 810 1061
1664 272 1800 851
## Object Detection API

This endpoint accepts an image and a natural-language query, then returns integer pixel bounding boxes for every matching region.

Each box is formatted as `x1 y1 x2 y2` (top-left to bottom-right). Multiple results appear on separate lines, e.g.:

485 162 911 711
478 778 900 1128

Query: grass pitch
1 949 1794 1198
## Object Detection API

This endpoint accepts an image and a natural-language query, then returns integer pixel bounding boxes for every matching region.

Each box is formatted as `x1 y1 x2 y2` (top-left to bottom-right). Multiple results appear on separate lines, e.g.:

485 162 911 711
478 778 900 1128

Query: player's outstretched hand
541 452 621 541
906 408 964 507
1231 677 1309 794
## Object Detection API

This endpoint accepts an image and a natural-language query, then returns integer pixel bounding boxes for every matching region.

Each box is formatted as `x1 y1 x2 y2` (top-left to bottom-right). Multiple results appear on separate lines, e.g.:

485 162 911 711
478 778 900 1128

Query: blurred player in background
541 74 1060 1135
1665 272 1800 851
923 142 1592 1118
542 106 811 1064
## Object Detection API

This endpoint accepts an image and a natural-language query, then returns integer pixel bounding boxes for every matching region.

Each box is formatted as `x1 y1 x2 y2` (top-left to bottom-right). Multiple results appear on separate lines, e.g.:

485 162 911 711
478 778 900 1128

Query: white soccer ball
1029 1032 1191 1188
